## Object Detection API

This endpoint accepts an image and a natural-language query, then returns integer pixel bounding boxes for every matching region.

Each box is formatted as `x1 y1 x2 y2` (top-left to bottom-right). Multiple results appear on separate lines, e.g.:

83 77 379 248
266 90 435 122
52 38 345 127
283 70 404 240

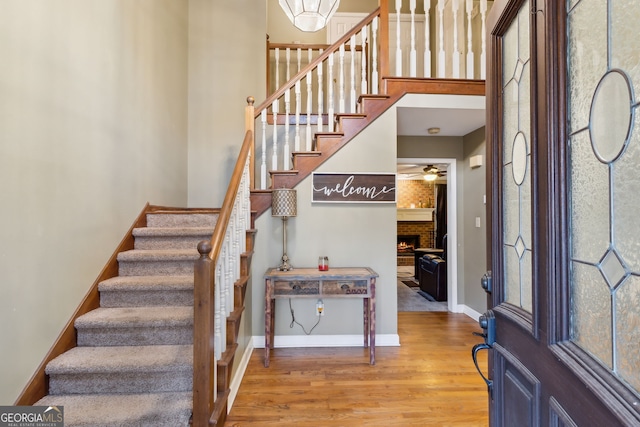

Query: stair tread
35 391 192 427
99 275 193 291
117 249 199 261
133 227 214 236
75 306 192 328
46 345 192 374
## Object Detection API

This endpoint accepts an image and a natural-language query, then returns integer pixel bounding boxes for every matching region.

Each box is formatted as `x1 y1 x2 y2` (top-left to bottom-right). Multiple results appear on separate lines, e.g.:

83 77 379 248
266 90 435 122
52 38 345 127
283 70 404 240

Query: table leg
363 299 369 348
264 278 272 367
369 278 376 365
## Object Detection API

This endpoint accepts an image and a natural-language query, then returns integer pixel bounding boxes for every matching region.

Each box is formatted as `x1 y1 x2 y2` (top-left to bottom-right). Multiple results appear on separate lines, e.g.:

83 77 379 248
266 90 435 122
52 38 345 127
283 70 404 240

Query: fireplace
397 235 420 254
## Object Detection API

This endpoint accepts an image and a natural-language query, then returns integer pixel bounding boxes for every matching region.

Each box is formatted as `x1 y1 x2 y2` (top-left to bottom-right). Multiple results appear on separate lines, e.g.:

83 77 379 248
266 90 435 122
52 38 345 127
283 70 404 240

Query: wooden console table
264 267 378 367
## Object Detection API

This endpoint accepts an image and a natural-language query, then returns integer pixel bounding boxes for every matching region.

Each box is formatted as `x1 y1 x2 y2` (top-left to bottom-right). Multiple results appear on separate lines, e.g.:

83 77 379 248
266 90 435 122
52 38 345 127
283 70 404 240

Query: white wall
252 107 398 345
0 0 189 403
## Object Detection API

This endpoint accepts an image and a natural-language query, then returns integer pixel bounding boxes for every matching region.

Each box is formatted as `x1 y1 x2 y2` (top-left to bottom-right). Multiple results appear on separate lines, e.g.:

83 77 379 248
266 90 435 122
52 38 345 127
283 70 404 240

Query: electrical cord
289 299 321 335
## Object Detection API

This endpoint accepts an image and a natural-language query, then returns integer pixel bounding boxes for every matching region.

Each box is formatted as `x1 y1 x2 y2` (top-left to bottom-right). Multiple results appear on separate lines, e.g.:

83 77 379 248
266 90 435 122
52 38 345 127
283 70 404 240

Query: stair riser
147 213 217 228
49 370 192 395
100 290 193 308
77 326 193 347
118 260 196 277
134 235 212 250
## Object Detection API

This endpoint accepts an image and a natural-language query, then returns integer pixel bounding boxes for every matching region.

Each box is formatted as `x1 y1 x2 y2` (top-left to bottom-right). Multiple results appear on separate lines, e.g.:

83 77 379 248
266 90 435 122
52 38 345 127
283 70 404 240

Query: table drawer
274 280 320 295
322 280 368 295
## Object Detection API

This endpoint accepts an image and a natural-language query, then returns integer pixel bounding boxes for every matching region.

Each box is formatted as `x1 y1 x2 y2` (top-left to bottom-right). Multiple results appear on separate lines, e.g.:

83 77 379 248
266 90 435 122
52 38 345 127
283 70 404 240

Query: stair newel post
245 97 255 189
193 241 216 427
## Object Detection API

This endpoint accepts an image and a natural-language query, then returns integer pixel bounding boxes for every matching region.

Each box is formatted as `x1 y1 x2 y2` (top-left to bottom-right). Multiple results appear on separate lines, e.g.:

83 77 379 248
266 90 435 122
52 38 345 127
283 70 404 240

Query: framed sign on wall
311 172 396 203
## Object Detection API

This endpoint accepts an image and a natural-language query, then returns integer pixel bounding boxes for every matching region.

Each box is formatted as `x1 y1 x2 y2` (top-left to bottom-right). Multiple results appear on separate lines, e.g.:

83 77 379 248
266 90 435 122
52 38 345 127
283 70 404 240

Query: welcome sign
311 173 396 203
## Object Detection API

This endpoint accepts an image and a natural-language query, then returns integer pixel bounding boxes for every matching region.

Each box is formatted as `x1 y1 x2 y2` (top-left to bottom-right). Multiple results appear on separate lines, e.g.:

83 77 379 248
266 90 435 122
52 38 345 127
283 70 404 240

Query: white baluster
284 88 291 169
286 48 291 81
275 48 280 91
295 80 301 152
437 0 445 78
306 48 312 151
328 52 335 131
350 35 356 113
361 25 368 97
271 101 278 171
466 0 474 79
317 49 324 134
260 109 267 189
339 44 345 114
297 47 302 73
452 0 461 78
372 17 379 94
395 0 402 76
424 0 431 77
481 0 487 79
410 0 417 77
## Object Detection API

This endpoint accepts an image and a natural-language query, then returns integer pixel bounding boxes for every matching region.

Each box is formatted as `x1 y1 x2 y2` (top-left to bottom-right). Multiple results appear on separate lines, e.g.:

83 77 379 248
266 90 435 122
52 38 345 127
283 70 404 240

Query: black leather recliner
418 254 447 301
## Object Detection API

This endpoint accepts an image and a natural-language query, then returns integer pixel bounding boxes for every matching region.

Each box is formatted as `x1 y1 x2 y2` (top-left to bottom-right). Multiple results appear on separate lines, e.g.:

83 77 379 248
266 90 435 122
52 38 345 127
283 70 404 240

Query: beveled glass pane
503 80 518 164
611 0 640 100
505 244 521 307
502 17 518 89
512 133 528 185
616 276 640 392
600 250 626 289
517 0 530 63
570 130 609 264
521 250 533 312
571 261 613 369
503 164 519 247
567 0 608 134
614 112 640 271
519 63 531 147
520 155 532 248
590 71 632 163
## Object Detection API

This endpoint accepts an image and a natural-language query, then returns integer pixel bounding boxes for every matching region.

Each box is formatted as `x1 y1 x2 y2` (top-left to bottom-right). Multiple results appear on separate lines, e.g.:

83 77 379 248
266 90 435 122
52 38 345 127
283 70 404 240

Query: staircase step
45 345 192 395
146 211 218 228
36 391 192 427
99 276 193 307
117 249 199 276
75 307 193 346
133 227 214 250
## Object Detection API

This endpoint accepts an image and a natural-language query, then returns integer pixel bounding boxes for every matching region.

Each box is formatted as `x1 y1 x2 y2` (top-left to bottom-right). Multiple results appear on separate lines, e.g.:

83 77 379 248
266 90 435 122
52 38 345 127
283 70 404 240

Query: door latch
472 310 495 394
480 271 492 294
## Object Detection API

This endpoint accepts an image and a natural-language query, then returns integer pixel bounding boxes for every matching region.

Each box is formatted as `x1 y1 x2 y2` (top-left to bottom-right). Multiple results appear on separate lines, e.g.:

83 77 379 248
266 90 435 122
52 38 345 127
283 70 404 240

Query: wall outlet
316 299 324 316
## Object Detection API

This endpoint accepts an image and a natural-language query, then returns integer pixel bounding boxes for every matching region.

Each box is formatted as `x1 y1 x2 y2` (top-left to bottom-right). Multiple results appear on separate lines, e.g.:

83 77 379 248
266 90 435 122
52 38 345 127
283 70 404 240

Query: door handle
471 310 495 393
481 271 492 293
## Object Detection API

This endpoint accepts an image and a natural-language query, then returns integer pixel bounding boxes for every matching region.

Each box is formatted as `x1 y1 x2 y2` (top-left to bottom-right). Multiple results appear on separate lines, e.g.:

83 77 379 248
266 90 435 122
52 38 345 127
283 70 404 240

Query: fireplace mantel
397 208 434 221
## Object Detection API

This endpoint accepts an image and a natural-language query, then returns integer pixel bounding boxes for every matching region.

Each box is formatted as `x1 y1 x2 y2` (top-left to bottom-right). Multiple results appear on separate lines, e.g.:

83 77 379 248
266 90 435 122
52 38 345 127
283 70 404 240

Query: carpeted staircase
36 211 219 426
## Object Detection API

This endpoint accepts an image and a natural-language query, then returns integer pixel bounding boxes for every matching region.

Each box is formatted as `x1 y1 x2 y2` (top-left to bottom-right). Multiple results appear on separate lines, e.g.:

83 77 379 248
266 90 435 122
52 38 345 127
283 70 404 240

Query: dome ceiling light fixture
279 0 341 32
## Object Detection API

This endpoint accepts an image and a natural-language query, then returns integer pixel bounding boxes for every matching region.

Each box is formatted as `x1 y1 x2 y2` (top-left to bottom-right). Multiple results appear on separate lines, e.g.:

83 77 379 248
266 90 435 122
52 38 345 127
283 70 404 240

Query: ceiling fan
397 164 447 181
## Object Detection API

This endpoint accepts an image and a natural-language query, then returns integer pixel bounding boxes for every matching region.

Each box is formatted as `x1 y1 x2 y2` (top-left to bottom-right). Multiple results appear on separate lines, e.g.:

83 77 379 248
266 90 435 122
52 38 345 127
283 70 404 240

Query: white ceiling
396 105 486 180
397 106 486 137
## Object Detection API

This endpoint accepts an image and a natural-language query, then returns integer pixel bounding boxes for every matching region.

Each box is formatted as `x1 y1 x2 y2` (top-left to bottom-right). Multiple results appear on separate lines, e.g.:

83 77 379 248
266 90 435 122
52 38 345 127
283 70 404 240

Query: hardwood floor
225 312 489 426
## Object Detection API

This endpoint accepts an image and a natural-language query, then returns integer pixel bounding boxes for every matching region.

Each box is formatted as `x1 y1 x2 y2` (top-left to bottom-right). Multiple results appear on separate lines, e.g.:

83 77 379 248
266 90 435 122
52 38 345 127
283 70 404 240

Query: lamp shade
279 0 341 32
271 188 297 217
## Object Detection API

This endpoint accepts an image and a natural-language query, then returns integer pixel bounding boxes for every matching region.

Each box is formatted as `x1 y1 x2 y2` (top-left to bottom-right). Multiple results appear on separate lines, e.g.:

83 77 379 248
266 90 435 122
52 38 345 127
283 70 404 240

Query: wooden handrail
254 7 382 116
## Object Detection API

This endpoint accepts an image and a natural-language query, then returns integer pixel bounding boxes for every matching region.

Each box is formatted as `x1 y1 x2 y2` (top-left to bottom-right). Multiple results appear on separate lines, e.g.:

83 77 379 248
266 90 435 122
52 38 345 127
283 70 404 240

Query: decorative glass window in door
502 0 532 313
568 0 640 393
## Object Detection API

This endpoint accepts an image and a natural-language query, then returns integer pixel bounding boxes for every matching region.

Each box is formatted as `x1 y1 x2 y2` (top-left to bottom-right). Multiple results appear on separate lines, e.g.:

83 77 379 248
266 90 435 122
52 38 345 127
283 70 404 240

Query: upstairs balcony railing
254 0 491 191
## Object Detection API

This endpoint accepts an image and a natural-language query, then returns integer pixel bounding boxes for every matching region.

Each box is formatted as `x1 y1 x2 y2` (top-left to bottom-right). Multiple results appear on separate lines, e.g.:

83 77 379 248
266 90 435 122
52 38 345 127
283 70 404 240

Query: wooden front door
482 0 640 425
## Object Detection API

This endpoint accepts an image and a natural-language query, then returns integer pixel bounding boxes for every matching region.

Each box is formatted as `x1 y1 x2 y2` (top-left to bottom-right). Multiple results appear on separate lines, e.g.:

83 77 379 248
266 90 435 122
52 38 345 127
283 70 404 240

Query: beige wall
0 0 189 403
462 127 488 314
252 106 398 342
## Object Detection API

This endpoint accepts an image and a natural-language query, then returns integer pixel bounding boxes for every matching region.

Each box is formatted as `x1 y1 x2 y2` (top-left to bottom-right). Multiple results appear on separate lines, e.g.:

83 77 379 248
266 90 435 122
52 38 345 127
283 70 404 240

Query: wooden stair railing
192 128 254 427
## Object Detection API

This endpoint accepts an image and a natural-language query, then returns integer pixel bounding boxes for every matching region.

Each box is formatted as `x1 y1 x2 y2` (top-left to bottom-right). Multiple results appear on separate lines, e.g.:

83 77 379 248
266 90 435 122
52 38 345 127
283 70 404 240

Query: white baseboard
459 304 483 321
227 339 254 412
252 333 400 348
